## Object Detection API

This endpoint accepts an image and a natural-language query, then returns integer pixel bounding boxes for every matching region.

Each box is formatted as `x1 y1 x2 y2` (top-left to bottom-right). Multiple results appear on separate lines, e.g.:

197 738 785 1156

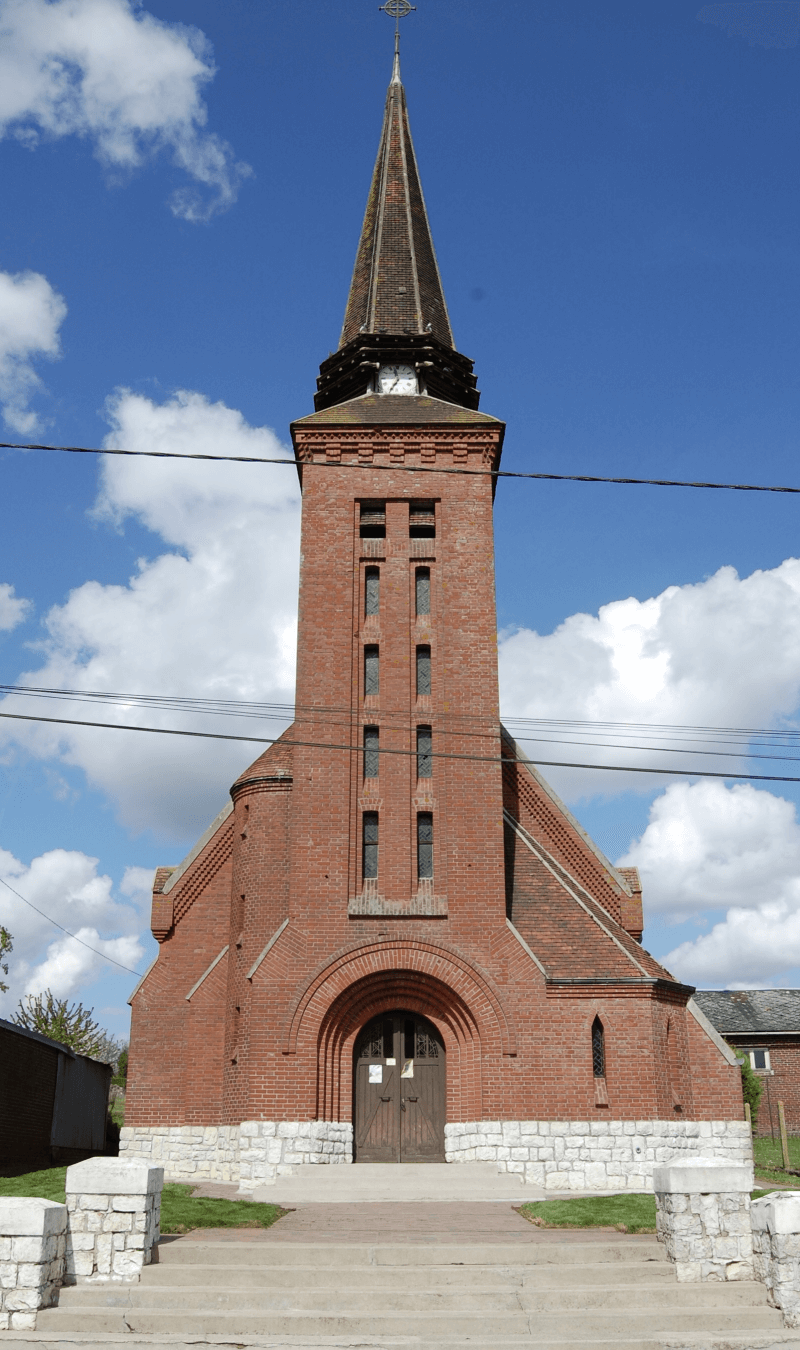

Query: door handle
406 1096 418 1102
380 1095 392 1101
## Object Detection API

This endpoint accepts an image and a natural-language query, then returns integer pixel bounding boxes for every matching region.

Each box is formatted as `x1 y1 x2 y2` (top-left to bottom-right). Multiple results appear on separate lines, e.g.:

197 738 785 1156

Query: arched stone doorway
353 1010 445 1162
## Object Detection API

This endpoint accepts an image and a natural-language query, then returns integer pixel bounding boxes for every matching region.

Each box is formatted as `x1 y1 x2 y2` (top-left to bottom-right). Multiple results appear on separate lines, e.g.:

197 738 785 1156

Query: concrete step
33 1305 785 1336
248 1162 539 1204
48 1278 770 1314
8 1335 800 1349
155 1238 667 1265
143 1257 677 1287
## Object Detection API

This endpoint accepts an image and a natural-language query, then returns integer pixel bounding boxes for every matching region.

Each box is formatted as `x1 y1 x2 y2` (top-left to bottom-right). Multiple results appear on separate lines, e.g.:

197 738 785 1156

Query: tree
12 992 111 1057
0 926 11 994
732 1046 763 1132
113 1047 128 1088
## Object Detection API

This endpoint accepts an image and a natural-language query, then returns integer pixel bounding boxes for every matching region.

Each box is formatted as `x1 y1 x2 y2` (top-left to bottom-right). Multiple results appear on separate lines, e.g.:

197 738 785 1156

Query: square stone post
65 1157 164 1283
752 1190 800 1326
0 1198 66 1330
653 1154 754 1282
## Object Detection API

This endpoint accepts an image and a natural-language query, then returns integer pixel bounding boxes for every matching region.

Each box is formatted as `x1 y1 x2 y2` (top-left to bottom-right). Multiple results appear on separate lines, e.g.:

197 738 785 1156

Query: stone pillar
0 1197 66 1330
752 1190 800 1326
653 1155 754 1282
64 1157 164 1284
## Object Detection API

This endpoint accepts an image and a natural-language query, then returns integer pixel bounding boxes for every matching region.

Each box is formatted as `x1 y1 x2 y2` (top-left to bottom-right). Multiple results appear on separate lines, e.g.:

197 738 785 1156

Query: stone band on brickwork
64 1157 163 1284
0 1198 66 1331
752 1190 800 1327
121 1118 750 1189
444 1119 752 1191
653 1156 754 1283
120 1121 353 1185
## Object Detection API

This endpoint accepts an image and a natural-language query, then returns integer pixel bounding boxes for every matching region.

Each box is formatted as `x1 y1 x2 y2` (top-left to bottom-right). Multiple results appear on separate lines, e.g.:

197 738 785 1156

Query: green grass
518 1193 657 1233
0 1168 286 1234
110 1096 125 1129
753 1134 800 1177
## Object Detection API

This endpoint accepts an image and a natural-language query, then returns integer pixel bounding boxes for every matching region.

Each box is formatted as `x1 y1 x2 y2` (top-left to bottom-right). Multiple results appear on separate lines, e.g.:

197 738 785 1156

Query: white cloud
1 388 300 838
0 0 251 220
0 582 32 631
618 779 800 986
0 845 146 1012
499 559 800 797
0 269 66 432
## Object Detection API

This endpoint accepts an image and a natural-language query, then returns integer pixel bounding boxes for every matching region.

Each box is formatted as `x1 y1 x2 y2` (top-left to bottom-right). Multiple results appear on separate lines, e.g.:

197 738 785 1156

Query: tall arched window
591 1016 605 1078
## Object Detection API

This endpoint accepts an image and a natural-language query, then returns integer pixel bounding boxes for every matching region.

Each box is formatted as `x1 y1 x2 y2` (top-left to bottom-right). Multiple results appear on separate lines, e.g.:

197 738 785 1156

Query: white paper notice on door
369 1064 382 1084
401 1060 414 1078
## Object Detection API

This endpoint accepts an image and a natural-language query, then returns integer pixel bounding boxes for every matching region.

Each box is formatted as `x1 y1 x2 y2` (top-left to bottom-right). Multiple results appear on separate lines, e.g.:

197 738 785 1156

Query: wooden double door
353 1011 445 1162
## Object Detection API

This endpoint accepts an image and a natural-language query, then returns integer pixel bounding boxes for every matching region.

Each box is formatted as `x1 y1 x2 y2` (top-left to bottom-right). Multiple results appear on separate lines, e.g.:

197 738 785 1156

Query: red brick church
122 42 746 1189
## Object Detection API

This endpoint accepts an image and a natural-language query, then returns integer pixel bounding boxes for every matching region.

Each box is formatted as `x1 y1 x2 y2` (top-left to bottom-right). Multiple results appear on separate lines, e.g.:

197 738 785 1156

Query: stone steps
26 1237 791 1345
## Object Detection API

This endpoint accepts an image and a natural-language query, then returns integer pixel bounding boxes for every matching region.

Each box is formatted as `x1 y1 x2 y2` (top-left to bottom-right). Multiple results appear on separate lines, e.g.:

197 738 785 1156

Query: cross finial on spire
379 0 416 83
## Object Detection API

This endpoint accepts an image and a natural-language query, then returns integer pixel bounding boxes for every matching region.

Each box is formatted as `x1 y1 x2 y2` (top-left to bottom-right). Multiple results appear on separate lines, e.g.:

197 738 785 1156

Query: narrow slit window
363 812 379 880
417 726 432 779
360 501 386 539
415 567 430 616
409 501 436 539
417 813 433 880
364 645 379 696
365 567 380 616
416 645 431 697
363 726 379 779
591 1017 605 1078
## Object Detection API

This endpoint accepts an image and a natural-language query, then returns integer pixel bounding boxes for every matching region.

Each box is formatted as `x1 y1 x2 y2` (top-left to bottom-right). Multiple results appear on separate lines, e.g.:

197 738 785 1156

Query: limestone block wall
0 1198 66 1331
752 1190 800 1326
64 1157 163 1283
119 1121 353 1184
444 1119 753 1190
238 1121 353 1186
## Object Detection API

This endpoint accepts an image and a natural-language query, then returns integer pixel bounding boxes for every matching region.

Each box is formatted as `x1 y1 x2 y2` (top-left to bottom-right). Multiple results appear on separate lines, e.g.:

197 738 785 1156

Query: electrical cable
0 874 143 977
4 707 800 784
3 440 800 495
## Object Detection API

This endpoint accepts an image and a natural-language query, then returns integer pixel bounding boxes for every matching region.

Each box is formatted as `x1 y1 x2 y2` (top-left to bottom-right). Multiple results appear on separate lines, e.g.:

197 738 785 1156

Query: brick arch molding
283 938 516 1062
315 967 486 1121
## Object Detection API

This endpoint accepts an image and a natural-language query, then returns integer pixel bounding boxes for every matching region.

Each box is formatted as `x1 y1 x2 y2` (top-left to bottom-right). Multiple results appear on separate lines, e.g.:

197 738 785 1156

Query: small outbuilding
0 1017 112 1171
693 990 800 1137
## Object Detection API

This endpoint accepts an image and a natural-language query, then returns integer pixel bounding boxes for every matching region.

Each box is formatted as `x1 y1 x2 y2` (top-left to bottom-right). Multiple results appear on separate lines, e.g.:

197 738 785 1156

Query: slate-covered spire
339 43 453 349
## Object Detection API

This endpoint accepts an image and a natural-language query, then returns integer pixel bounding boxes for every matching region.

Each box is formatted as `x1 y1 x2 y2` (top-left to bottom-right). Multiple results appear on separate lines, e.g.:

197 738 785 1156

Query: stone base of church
120 1119 750 1191
444 1120 753 1191
119 1121 353 1185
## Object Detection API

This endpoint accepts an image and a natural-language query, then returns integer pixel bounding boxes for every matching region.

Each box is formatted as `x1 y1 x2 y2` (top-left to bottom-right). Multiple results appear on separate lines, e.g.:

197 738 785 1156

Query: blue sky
2 0 800 1039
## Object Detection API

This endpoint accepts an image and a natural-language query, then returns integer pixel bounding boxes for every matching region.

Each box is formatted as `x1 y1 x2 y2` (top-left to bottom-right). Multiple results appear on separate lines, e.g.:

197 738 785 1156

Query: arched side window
592 1016 609 1108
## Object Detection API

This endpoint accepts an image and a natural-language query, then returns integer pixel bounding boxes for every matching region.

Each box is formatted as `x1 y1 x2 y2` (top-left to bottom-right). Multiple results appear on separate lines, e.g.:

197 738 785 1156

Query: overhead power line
3 440 800 496
0 873 143 977
4 706 800 785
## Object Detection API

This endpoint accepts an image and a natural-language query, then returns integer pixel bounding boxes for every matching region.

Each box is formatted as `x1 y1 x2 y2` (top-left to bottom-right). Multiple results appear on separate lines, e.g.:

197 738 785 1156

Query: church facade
121 48 748 1190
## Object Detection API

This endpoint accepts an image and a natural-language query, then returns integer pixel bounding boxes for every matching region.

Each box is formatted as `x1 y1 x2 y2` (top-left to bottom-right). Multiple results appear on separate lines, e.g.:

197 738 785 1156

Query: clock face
377 363 417 395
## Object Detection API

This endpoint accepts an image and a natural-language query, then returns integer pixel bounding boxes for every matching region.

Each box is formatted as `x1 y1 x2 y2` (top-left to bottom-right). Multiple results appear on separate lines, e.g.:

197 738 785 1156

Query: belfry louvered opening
415 567 430 616
416 646 431 697
364 646 379 696
417 813 433 880
416 726 432 779
360 501 386 539
363 813 379 880
363 726 379 779
365 567 380 616
409 501 435 539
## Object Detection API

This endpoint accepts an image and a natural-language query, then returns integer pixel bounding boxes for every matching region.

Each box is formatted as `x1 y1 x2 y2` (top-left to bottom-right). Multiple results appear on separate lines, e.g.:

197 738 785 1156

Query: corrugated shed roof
693 989 800 1034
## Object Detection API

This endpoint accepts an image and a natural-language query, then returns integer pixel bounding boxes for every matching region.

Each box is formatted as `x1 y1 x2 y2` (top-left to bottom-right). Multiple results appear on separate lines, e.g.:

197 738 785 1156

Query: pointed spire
339 50 453 350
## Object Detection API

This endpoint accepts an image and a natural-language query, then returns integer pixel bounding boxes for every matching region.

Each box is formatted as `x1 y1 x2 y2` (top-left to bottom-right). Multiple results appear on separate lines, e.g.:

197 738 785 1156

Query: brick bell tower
125 37 746 1185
